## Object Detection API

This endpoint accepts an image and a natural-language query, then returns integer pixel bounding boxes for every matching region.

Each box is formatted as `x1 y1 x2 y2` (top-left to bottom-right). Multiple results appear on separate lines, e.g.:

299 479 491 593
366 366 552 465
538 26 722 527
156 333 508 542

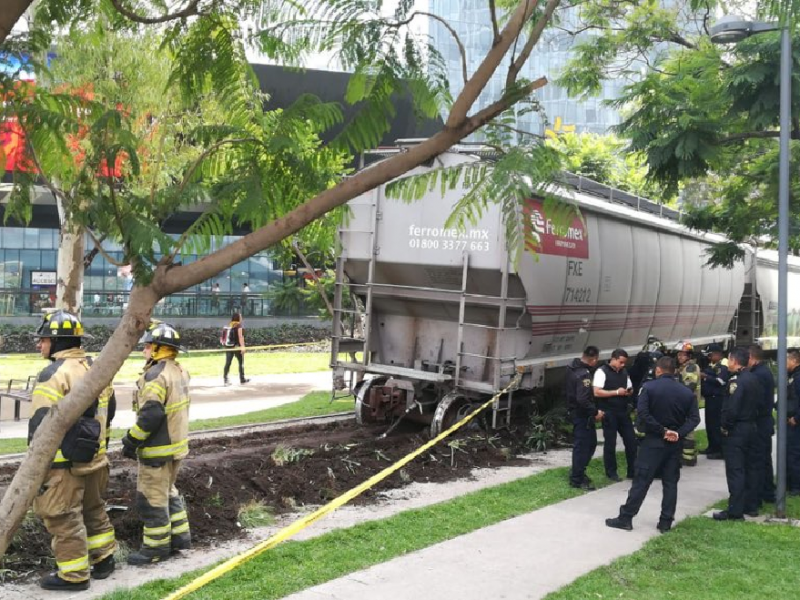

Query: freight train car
330 143 800 434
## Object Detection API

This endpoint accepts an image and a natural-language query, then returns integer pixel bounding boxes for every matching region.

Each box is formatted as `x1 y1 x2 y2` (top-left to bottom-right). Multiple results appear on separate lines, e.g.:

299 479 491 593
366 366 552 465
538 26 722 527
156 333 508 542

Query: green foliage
266 279 308 316
556 1 800 266
237 500 276 529
546 132 673 202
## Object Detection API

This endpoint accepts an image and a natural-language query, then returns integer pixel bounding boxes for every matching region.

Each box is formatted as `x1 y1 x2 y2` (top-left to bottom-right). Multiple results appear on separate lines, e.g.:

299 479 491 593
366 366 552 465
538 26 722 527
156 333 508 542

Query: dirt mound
2 419 535 581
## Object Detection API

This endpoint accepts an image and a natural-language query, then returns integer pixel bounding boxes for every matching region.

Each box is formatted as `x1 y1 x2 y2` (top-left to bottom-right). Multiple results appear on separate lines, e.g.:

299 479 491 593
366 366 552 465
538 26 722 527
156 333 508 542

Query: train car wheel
430 393 474 437
355 377 388 425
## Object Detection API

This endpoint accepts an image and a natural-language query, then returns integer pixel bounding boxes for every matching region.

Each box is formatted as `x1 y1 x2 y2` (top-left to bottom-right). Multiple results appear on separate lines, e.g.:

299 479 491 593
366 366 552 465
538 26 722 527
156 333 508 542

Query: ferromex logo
523 198 589 259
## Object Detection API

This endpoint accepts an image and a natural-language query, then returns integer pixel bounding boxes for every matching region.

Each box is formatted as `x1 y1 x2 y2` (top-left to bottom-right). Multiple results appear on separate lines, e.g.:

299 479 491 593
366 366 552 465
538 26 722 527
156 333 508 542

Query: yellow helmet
33 310 86 338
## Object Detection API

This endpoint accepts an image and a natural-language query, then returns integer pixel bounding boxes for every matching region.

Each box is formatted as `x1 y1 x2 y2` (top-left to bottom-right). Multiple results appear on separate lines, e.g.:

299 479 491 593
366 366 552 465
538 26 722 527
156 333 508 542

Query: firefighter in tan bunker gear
29 311 117 591
122 321 191 565
675 342 701 466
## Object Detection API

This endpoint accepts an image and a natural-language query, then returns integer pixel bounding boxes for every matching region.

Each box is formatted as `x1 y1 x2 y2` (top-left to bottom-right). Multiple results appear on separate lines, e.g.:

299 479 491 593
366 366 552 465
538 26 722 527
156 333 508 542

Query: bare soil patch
1 418 540 582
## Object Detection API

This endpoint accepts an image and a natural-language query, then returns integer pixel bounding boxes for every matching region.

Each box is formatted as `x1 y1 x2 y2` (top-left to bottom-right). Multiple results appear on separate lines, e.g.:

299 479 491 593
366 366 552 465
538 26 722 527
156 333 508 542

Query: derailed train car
330 144 800 434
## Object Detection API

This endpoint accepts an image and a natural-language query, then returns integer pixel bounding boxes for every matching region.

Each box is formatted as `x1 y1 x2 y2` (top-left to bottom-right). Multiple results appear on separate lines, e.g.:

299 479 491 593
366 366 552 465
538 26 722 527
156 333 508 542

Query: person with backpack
28 310 117 590
222 312 250 385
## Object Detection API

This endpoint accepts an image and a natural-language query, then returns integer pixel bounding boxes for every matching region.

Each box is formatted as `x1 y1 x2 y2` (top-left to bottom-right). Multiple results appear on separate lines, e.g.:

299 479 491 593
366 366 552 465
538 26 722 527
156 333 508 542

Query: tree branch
448 0 541 128
108 0 204 25
507 0 561 88
489 0 501 44
86 228 124 267
0 0 33 45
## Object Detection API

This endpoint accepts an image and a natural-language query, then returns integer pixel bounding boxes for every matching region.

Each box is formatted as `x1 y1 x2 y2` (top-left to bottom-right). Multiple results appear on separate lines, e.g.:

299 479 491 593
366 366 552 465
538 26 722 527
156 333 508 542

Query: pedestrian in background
605 356 699 533
566 346 602 491
241 282 252 316
714 347 760 521
223 312 250 385
593 348 637 482
748 344 776 506
700 343 728 459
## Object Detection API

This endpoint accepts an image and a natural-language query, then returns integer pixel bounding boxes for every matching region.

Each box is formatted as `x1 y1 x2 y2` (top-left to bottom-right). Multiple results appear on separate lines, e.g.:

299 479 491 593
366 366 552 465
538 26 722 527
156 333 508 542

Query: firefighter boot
40 572 90 591
91 555 115 580
127 547 171 566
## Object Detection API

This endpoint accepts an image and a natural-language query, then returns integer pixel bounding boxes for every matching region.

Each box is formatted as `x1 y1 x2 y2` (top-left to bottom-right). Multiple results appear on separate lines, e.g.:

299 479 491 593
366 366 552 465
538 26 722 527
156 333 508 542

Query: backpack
220 326 235 347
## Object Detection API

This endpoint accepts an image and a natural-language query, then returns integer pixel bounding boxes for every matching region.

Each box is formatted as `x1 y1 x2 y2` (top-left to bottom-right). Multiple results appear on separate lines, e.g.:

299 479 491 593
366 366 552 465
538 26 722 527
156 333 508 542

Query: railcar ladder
331 197 380 393
454 251 517 429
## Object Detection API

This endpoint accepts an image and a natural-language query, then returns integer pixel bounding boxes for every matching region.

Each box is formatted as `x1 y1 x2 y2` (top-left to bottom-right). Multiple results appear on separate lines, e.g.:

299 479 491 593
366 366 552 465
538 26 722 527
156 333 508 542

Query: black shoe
657 519 672 533
682 458 698 467
127 549 170 566
91 555 115 580
171 537 192 551
698 449 710 455
707 453 724 460
569 480 596 491
713 510 744 521
626 473 635 480
605 517 633 531
40 573 90 591
240 378 251 384
789 489 800 497
607 474 622 482
224 379 231 386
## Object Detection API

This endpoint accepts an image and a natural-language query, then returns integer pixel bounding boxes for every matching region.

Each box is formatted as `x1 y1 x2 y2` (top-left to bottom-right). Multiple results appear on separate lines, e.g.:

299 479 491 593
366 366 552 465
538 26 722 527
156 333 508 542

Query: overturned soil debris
1 418 539 582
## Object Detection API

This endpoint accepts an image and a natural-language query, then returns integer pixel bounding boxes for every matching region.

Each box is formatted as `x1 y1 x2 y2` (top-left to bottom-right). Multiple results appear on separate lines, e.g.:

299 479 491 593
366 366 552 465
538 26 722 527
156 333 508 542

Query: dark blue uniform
616 375 699 527
701 360 729 455
566 358 598 487
595 364 637 480
787 367 800 493
721 369 760 518
750 362 776 504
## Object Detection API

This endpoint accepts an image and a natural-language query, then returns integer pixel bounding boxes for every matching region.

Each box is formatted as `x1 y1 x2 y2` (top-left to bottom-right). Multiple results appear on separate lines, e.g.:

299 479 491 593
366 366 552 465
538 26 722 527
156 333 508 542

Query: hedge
0 323 332 354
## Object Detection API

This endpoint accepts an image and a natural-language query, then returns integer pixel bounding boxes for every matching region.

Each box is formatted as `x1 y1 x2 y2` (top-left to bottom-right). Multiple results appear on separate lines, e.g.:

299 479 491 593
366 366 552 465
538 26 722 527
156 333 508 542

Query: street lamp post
710 16 792 518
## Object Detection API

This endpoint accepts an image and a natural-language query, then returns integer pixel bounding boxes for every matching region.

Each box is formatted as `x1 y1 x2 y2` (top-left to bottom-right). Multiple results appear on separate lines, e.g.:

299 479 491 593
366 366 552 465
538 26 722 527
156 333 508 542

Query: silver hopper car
330 143 800 435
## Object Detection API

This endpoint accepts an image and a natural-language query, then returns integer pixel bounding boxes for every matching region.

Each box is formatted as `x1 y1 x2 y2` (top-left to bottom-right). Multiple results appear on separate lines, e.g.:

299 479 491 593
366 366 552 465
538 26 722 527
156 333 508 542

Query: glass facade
427 1 701 138
0 226 307 318
428 0 625 137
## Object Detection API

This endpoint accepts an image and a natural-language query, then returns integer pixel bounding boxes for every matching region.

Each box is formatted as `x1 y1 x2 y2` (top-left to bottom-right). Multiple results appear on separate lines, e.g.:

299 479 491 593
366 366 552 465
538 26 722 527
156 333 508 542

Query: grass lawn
0 350 330 384
98 458 619 600
546 514 800 599
0 391 351 456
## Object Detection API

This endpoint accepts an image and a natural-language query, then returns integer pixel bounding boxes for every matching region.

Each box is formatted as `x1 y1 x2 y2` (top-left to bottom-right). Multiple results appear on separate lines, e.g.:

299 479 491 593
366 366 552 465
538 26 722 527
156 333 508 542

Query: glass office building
427 1 663 137
0 226 289 318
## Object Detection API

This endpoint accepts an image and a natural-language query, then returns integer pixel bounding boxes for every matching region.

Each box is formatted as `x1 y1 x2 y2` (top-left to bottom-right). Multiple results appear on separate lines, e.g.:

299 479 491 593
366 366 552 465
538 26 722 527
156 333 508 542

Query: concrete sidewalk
282 454 728 600
0 371 332 439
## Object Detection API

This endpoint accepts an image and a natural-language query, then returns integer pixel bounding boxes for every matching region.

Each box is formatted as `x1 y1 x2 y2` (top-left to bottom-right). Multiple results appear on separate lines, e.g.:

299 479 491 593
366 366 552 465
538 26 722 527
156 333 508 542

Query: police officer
786 349 800 495
675 342 700 466
593 349 636 481
566 346 602 490
122 322 192 565
605 356 700 533
700 343 728 459
28 311 117 591
714 347 760 520
748 344 776 505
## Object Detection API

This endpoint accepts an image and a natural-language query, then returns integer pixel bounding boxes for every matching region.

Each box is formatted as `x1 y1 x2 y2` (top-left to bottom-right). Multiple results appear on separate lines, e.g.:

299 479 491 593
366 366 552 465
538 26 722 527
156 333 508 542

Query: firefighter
28 310 117 591
122 322 191 565
674 341 700 466
700 343 728 459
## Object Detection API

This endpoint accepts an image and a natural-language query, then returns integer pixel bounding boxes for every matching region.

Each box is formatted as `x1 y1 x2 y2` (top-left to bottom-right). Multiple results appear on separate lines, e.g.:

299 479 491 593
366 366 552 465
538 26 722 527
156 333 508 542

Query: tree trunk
0 0 33 45
0 0 546 556
0 286 157 557
55 220 85 314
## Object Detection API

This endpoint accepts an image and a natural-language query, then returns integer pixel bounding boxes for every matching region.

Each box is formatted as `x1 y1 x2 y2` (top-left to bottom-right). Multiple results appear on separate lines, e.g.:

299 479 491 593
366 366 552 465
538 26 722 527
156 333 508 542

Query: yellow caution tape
161 371 523 600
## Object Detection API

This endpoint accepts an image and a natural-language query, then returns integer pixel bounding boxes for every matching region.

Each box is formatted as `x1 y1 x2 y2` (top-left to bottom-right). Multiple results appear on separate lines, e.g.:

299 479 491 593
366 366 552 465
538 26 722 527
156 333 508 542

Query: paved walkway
0 371 332 438
282 453 728 600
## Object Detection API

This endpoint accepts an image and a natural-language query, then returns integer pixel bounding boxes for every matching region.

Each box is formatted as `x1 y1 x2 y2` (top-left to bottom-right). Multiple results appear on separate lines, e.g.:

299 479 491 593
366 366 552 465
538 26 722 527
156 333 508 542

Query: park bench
0 375 37 422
